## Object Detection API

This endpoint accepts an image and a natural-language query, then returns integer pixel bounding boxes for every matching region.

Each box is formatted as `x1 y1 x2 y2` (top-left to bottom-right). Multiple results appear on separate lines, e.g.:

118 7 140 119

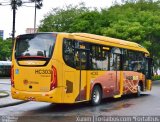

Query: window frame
63 38 146 72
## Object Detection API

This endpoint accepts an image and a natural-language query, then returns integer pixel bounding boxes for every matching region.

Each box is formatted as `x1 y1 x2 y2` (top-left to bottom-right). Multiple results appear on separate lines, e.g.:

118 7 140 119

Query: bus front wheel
91 85 102 106
136 83 142 97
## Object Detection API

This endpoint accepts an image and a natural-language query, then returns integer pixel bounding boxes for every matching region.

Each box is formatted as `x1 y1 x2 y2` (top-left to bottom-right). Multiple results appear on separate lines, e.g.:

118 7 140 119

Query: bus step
113 95 121 98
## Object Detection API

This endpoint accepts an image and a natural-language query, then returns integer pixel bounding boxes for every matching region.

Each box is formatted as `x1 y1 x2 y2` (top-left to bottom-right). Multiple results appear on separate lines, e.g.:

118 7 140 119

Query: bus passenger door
110 49 121 95
75 49 89 101
145 57 153 91
113 53 121 95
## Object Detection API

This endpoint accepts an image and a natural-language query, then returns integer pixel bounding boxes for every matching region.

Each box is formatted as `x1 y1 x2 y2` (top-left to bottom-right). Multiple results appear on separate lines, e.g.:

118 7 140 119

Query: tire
91 85 102 106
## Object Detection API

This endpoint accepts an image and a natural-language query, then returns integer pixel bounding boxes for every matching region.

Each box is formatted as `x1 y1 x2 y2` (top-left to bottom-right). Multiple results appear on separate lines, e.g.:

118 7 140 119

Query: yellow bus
11 32 153 105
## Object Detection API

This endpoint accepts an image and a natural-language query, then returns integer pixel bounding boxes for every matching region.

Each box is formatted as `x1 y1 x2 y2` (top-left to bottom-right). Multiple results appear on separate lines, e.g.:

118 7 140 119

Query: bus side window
122 49 128 71
110 48 121 71
81 52 87 69
126 50 145 73
91 45 109 70
63 39 75 68
110 53 114 70
75 51 88 70
91 45 103 70
101 50 109 70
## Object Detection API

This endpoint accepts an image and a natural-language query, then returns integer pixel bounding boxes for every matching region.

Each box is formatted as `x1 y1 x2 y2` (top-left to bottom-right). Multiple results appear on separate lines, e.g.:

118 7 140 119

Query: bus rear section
11 33 62 103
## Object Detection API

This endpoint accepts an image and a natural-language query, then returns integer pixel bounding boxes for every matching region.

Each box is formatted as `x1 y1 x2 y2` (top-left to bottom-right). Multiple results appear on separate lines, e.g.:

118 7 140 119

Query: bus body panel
11 87 63 103
12 59 64 103
13 63 52 92
89 71 118 98
63 70 75 103
123 71 145 94
11 32 152 104
89 71 145 98
74 70 87 101
62 65 88 103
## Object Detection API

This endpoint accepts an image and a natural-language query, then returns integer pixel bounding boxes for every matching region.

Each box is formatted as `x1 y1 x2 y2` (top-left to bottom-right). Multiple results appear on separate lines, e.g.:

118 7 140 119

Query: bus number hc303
35 69 52 74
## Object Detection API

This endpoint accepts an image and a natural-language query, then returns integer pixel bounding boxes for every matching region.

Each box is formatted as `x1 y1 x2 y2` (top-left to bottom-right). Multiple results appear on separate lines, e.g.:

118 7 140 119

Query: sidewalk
0 78 28 108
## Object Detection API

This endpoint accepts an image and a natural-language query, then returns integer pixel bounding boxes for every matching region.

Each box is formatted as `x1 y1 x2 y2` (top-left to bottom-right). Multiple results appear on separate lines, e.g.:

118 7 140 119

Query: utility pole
0 0 42 48
34 0 36 33
33 0 43 33
11 0 17 47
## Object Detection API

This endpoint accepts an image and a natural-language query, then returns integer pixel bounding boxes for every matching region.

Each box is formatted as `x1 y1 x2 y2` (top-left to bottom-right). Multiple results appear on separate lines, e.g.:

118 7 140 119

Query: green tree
69 10 103 34
100 0 160 73
0 38 12 61
38 1 160 73
38 3 89 32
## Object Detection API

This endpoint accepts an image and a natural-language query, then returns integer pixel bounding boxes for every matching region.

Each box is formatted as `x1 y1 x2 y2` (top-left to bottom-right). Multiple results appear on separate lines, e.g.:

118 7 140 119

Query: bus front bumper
11 87 62 103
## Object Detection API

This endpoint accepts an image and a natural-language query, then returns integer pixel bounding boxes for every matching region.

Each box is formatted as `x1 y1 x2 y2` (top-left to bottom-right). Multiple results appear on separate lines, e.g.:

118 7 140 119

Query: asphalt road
0 79 160 122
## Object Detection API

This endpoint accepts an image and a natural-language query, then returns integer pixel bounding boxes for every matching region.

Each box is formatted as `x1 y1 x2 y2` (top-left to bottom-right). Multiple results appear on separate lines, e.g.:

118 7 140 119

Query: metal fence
0 61 11 77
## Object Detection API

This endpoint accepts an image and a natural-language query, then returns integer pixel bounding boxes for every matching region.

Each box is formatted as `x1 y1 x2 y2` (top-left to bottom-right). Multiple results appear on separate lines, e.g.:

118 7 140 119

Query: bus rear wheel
91 85 102 106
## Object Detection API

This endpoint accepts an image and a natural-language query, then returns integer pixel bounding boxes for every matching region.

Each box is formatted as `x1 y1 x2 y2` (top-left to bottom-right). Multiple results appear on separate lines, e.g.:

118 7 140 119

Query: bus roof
69 33 149 54
18 32 149 54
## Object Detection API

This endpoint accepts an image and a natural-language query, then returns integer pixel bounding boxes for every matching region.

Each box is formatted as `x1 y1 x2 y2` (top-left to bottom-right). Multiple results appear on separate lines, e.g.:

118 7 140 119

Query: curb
0 77 10 79
0 91 10 98
0 83 11 85
0 100 28 108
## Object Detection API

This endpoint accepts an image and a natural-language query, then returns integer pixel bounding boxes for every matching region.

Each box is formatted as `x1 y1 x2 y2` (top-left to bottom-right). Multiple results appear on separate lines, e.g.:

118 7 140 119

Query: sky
0 0 114 39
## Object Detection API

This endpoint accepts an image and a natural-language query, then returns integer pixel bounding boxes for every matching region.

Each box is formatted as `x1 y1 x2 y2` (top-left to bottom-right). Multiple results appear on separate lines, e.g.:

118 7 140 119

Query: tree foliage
39 3 89 32
38 0 160 73
0 38 12 61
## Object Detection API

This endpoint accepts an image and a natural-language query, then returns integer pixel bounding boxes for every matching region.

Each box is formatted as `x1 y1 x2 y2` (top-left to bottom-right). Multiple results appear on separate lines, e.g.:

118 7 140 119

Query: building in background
26 28 38 34
0 30 4 39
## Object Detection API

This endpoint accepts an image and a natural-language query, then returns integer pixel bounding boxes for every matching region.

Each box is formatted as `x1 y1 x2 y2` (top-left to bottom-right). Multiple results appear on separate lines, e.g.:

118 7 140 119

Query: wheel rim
93 89 100 103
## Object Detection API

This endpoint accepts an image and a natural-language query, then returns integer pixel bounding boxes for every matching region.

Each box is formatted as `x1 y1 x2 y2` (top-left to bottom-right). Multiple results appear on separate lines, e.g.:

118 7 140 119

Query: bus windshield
15 33 56 59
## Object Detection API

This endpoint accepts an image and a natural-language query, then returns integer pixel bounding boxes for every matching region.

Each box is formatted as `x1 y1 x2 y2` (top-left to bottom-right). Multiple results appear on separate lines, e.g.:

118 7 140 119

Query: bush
152 75 160 81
